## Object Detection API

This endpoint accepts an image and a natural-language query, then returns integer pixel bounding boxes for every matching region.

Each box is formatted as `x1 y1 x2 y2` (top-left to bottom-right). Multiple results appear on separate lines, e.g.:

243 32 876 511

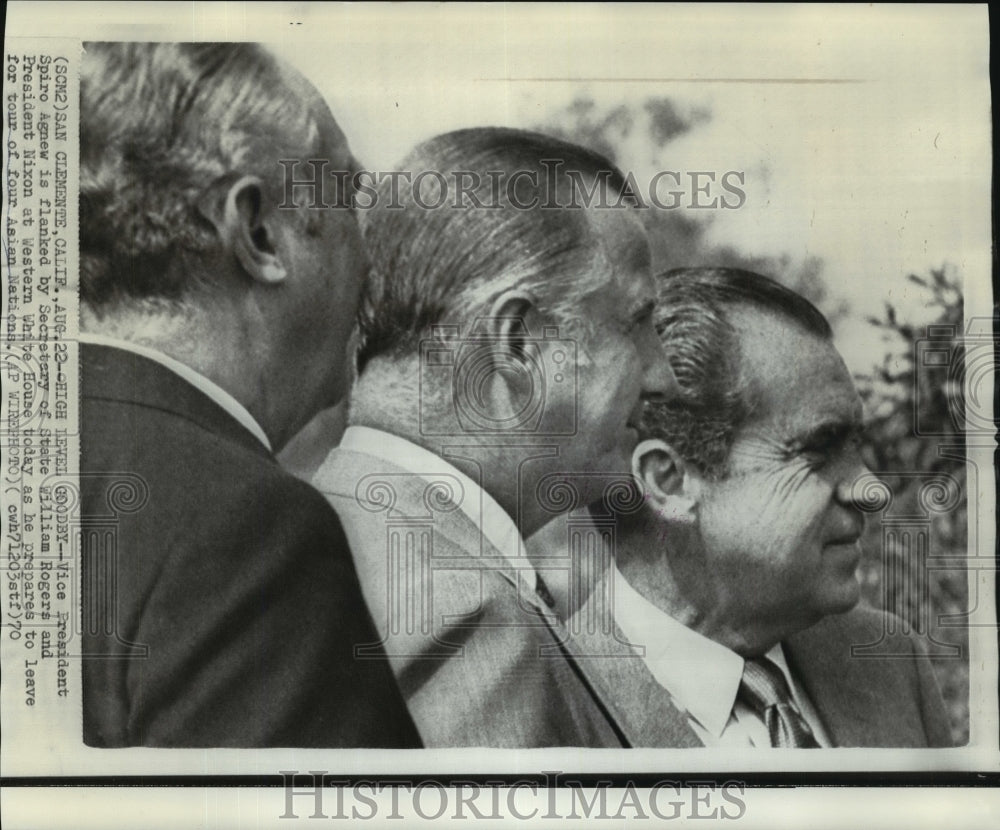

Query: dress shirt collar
610 561 797 740
78 333 272 452
339 426 536 585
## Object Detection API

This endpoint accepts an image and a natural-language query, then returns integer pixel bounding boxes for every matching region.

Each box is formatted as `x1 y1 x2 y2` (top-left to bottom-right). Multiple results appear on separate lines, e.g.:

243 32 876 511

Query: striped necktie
738 656 820 748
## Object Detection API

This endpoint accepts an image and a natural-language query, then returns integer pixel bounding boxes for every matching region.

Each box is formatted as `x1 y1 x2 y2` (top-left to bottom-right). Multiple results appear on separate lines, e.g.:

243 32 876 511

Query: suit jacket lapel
785 613 923 747
564 576 702 748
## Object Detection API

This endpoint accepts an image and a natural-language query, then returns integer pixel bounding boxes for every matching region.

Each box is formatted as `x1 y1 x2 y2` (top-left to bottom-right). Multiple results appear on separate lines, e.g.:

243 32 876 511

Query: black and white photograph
1 2 995 828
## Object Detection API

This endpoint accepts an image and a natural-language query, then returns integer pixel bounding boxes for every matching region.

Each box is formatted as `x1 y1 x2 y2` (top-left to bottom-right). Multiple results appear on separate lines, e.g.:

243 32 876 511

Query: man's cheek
741 467 829 546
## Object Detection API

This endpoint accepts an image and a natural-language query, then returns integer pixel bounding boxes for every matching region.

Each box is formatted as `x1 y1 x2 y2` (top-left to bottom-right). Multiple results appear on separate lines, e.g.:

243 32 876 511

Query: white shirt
338 426 539 590
78 333 272 452
610 562 830 747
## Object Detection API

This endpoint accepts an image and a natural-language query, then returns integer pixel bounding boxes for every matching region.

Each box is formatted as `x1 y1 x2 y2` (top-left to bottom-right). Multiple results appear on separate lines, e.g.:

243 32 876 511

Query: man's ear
202 175 288 285
464 290 547 419
631 438 697 524
485 289 542 354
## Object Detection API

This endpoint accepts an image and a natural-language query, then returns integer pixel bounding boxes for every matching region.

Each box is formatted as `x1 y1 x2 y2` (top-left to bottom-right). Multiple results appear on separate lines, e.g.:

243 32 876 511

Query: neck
351 360 557 537
614 515 789 657
82 300 305 450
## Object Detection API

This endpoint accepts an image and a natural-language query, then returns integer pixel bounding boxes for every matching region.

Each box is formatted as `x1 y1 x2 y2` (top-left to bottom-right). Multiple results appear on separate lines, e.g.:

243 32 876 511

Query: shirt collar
338 426 535 584
610 561 795 739
78 333 272 452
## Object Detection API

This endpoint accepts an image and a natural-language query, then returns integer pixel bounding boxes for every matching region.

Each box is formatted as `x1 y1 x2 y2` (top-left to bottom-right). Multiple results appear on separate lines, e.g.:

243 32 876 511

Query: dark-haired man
79 42 419 747
313 127 676 746
567 267 952 748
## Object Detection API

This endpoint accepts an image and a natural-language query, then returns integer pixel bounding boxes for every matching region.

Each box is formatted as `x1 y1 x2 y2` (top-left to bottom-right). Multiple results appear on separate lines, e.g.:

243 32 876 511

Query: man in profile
313 128 676 746
78 42 419 747
569 267 952 747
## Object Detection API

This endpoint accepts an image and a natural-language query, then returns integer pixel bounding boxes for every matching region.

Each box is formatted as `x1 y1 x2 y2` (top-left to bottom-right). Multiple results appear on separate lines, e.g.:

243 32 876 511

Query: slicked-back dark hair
641 267 832 477
80 42 338 310
356 127 636 372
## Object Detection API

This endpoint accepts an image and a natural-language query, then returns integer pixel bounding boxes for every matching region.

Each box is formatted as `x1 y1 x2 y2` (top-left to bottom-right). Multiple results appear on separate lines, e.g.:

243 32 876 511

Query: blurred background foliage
537 99 972 744
855 268 970 745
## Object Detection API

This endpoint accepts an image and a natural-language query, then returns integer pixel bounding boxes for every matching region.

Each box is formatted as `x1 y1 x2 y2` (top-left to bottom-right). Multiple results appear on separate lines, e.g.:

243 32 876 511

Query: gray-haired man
314 127 676 746
79 42 418 747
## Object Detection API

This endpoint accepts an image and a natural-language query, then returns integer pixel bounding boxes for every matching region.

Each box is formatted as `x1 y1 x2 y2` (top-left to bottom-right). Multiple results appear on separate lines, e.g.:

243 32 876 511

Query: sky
8 2 992 373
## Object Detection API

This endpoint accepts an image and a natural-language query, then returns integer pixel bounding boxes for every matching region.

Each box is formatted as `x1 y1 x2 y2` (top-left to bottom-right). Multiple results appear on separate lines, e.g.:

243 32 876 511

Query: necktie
738 656 820 748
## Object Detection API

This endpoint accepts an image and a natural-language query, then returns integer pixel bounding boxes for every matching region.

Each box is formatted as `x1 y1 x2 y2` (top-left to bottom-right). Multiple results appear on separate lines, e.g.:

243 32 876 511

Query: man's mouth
827 533 862 546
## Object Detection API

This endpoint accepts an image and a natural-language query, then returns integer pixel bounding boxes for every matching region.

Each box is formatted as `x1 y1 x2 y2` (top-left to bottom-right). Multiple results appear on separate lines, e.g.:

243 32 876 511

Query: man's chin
821 575 863 616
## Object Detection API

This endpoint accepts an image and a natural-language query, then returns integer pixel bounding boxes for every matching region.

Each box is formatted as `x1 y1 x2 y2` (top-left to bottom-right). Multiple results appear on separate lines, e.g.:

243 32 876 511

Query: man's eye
797 434 840 461
801 429 864 463
801 445 832 465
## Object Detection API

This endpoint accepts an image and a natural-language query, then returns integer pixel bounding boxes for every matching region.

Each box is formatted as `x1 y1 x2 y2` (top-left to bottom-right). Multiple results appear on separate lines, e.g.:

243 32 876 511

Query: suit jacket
567 571 954 748
80 344 421 747
312 447 628 747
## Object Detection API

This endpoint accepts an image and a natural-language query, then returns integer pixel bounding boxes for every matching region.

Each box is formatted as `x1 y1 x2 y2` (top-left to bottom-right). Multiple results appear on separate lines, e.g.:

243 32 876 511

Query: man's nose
835 452 874 508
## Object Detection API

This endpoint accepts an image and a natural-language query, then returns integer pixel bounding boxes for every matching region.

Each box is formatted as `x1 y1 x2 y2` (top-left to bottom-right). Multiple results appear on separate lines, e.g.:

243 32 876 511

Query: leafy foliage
855 267 970 745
